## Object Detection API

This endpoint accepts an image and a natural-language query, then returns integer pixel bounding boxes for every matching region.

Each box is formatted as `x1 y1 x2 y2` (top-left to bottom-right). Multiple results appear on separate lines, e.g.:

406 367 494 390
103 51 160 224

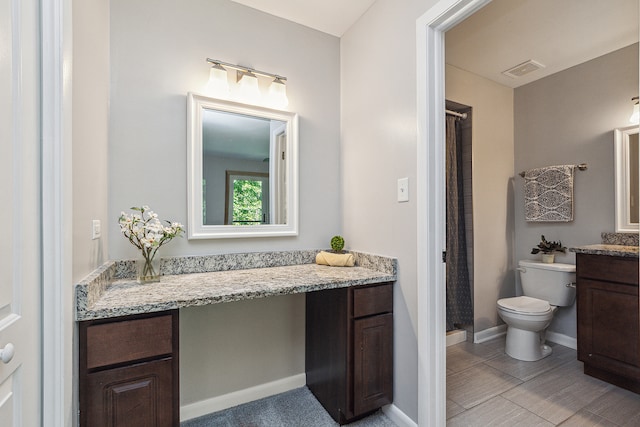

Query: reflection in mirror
202 108 285 226
188 93 298 239
614 126 639 232
630 133 639 223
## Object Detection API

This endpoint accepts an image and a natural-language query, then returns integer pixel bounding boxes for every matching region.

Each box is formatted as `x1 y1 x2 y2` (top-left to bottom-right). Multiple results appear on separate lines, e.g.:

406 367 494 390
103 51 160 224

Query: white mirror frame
187 93 299 239
614 125 639 232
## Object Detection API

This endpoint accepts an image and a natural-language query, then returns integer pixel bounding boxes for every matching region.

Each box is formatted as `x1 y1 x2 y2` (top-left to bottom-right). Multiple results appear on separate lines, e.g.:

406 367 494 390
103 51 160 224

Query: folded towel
315 251 355 267
524 165 575 222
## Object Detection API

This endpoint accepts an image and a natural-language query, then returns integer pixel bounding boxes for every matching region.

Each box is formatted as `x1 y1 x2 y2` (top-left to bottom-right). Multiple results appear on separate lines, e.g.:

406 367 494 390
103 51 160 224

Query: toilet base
505 327 552 361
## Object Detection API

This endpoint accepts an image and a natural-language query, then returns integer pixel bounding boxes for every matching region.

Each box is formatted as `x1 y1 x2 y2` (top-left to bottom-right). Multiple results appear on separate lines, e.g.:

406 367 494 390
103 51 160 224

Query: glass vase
137 256 161 283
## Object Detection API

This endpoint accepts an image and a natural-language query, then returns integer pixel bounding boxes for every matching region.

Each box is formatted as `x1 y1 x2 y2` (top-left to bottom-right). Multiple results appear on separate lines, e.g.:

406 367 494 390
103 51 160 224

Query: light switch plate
92 220 101 240
397 177 409 202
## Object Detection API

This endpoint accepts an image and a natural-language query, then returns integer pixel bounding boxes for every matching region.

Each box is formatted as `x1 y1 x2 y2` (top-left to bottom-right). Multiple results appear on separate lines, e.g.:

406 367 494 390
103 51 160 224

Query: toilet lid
497 296 551 314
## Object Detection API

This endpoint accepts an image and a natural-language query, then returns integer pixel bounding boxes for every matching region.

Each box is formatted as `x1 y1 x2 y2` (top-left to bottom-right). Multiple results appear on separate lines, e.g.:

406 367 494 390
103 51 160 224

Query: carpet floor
181 386 398 427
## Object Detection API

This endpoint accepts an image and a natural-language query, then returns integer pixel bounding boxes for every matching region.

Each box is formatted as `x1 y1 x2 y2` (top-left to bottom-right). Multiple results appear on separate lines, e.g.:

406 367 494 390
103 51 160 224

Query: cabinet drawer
353 283 393 318
86 314 173 369
576 254 639 285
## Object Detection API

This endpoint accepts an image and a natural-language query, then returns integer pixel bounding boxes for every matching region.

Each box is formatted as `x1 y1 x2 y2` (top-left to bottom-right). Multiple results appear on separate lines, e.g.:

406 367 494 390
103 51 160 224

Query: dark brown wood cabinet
79 310 179 426
576 254 640 393
306 282 393 424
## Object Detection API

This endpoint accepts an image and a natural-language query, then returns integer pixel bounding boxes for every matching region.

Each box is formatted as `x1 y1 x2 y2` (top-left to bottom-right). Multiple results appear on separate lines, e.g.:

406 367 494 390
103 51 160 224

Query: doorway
416 0 491 425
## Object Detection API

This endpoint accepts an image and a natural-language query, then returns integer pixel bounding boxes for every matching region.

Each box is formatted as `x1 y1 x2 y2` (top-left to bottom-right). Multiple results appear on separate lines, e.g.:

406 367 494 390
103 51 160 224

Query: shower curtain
446 115 473 331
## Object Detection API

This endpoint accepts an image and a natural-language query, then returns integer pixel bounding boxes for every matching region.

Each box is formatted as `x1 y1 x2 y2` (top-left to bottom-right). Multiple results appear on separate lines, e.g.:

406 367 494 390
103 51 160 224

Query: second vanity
75 250 397 426
571 236 639 394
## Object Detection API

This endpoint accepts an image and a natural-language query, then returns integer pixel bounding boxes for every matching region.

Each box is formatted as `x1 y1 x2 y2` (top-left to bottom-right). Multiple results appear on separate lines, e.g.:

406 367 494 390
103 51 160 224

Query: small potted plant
330 235 345 254
316 235 354 267
531 235 566 263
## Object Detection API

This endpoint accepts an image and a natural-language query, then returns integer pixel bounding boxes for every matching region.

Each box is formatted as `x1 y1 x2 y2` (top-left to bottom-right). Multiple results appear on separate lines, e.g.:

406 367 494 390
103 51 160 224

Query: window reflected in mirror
224 171 268 225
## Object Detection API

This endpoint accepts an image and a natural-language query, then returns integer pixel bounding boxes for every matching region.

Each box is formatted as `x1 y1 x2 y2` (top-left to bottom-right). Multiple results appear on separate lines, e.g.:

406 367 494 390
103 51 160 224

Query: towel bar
519 163 587 178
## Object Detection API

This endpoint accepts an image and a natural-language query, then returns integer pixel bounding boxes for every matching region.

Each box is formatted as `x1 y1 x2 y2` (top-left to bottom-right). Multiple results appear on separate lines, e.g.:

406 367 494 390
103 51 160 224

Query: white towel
315 251 355 267
524 165 575 222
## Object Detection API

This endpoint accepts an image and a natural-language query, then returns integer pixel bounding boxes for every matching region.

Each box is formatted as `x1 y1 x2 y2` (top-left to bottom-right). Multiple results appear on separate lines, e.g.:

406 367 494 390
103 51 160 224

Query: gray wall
108 0 340 407
72 0 109 283
514 43 639 338
341 0 441 421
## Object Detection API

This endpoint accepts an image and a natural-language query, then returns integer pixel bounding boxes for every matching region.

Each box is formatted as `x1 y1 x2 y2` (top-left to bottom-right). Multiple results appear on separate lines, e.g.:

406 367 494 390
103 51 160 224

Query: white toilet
497 260 576 361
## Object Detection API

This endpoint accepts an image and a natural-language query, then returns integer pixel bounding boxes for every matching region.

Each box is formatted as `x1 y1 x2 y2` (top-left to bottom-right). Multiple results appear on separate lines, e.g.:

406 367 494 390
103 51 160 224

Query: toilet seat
497 296 552 315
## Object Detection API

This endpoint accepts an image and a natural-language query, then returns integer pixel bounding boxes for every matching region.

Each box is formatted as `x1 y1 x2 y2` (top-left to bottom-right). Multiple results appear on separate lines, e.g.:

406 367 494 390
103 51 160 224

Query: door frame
41 0 72 426
415 0 490 425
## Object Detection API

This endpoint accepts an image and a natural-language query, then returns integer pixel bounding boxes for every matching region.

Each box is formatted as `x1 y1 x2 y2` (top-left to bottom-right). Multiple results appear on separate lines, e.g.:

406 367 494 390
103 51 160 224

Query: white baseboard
474 324 507 343
473 325 577 350
545 331 577 350
446 329 467 347
180 373 306 422
383 404 417 427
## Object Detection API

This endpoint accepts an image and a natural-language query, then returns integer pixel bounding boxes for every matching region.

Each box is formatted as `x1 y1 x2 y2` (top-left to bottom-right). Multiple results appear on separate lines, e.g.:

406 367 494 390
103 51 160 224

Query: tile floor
447 337 640 426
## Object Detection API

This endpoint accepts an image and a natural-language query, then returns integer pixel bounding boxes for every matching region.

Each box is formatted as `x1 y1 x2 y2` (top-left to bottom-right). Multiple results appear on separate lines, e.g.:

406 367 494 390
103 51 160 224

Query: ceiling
230 0 376 37
445 0 639 88
231 0 639 88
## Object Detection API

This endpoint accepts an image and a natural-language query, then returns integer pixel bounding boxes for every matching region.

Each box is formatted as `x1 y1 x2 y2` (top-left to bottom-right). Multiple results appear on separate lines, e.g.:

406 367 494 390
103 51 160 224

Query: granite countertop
75 250 397 321
570 244 639 258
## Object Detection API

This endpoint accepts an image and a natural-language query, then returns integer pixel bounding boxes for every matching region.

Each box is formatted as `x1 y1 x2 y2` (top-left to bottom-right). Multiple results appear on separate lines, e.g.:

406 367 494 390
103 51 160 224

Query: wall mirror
614 125 639 232
187 93 298 238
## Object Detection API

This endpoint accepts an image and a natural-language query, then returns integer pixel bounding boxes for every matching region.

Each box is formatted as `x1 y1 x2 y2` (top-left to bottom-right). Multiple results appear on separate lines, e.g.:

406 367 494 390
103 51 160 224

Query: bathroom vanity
306 282 393 424
573 244 639 393
79 310 180 426
75 250 396 425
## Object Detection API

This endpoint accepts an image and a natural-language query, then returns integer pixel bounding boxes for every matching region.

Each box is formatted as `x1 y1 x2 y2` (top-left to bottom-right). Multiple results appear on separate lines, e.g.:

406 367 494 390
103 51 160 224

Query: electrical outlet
397 177 409 202
92 220 101 240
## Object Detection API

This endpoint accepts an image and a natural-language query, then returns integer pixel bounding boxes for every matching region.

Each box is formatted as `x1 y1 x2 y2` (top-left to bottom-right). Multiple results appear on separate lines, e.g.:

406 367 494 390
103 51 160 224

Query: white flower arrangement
119 206 184 281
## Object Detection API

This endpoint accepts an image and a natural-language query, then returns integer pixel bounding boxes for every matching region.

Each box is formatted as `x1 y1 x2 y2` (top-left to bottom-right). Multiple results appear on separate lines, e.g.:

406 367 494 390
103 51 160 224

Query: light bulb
630 102 639 124
237 71 260 103
205 64 229 98
268 78 289 108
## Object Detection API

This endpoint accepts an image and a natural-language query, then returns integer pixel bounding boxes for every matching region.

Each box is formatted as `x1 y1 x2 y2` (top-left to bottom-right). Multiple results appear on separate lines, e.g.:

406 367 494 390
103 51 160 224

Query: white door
0 0 41 425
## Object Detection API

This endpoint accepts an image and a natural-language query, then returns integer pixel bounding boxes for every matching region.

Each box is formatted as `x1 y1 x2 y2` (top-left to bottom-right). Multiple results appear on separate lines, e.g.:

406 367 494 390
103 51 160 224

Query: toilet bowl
497 260 576 361
497 296 556 361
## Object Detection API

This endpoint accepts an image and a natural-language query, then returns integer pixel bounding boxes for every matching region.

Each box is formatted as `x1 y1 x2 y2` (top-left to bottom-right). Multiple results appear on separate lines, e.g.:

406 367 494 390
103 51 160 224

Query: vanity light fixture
205 62 230 98
205 58 288 108
629 96 639 124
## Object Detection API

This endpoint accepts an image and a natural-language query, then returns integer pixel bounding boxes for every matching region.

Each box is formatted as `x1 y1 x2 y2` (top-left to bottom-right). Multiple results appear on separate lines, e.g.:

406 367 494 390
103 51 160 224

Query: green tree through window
233 179 263 224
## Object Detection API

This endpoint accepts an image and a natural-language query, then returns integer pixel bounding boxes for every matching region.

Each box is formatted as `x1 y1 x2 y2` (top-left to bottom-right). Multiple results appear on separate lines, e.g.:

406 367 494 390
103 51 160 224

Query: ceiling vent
502 60 545 78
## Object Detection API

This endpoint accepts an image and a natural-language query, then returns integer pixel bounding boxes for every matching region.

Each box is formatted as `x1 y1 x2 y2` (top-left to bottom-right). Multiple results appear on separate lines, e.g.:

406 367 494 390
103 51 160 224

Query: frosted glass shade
268 79 289 108
630 103 639 124
238 72 260 103
206 65 229 98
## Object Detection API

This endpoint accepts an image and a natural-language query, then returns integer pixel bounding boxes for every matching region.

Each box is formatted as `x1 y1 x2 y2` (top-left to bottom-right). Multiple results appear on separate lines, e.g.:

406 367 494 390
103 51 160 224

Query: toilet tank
518 260 576 306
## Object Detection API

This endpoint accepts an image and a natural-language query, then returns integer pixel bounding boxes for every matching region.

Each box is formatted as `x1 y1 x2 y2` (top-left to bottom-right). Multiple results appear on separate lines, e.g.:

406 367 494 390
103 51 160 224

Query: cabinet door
85 358 174 427
578 278 640 374
353 313 393 416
